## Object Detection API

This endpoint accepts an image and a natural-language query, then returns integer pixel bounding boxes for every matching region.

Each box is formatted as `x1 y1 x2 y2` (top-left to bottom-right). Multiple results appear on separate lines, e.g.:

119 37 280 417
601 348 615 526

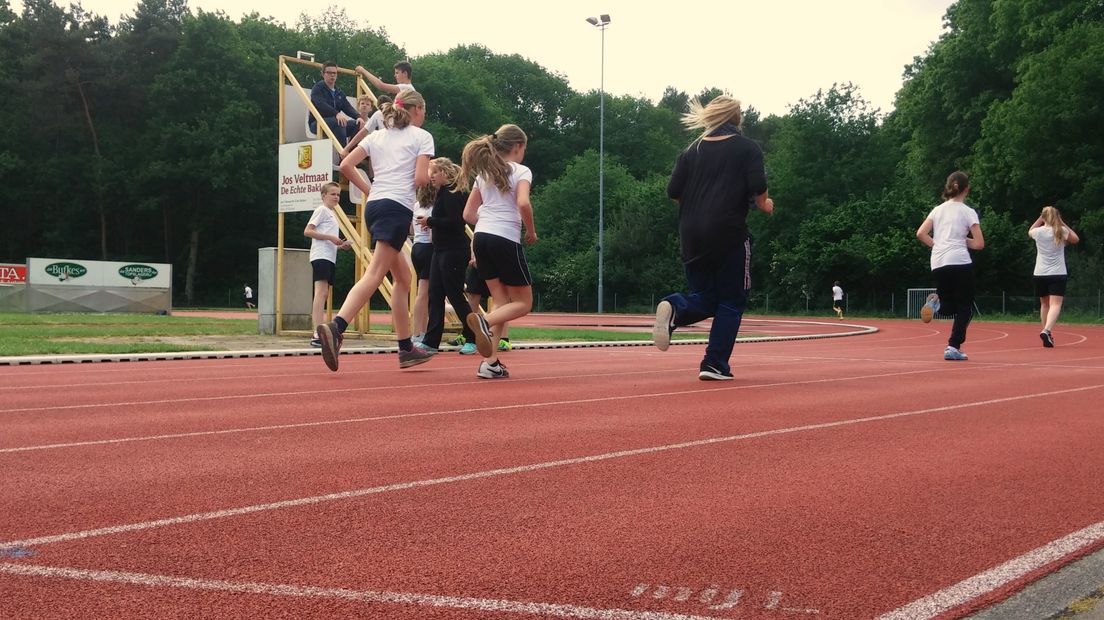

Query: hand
524 230 538 245
336 112 350 124
357 117 365 128
468 256 477 267
341 240 353 250
415 215 429 230
762 198 774 215
355 65 367 76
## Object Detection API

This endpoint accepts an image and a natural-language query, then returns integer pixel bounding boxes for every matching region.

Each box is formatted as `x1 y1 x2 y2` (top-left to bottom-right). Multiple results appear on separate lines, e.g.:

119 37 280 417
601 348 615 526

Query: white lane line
0 562 727 620
2 383 1100 550
876 520 1104 620
1 368 941 453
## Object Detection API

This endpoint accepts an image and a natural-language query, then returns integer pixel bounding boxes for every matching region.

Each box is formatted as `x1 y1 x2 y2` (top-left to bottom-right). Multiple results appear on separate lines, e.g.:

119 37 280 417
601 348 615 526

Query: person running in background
410 198 433 343
415 156 478 353
459 124 537 379
832 281 845 319
1029 205 1080 347
304 182 352 347
916 170 985 361
652 95 772 381
318 89 435 372
243 284 255 309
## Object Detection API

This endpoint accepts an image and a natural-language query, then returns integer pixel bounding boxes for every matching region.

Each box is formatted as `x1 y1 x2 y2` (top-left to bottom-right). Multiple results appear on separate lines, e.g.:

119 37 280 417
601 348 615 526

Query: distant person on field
832 281 845 319
1029 205 1080 347
355 61 414 96
244 284 255 309
652 95 773 381
309 62 360 146
304 182 352 347
915 170 985 361
317 89 436 372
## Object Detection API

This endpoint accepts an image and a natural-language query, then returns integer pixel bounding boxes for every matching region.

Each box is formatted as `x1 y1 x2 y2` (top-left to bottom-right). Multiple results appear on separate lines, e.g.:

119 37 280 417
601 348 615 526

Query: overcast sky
26 0 956 117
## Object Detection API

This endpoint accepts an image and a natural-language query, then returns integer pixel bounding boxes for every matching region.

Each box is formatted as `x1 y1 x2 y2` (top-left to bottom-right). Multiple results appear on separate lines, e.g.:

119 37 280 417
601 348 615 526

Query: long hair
417 157 462 206
458 124 527 193
682 95 742 147
942 171 970 200
380 89 425 130
1040 205 1066 247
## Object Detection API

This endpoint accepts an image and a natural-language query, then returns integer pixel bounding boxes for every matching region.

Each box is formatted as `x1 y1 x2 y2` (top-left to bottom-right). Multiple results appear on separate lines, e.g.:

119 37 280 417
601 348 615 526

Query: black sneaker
653 300 674 351
698 364 734 381
317 321 343 372
309 337 322 348
466 313 494 357
1040 331 1054 348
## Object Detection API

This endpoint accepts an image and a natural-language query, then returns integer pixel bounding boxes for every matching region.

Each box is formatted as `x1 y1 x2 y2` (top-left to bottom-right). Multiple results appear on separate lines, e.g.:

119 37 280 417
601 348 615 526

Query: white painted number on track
631 584 819 615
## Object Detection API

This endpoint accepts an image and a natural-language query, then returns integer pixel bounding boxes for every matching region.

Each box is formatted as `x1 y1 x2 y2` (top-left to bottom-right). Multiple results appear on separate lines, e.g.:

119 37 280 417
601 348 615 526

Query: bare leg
335 244 411 341
413 277 430 336
1043 295 1064 333
311 280 329 334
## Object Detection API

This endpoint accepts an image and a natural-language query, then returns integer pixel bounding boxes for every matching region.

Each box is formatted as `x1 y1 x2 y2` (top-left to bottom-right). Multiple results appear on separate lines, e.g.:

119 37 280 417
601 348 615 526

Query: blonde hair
458 124 527 193
682 95 742 145
1040 205 1066 247
417 157 462 206
381 89 425 130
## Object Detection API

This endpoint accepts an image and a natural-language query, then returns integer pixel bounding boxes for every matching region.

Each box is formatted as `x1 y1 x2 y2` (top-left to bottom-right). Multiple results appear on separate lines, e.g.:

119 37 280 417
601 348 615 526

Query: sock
333 316 348 334
398 337 413 351
489 360 500 367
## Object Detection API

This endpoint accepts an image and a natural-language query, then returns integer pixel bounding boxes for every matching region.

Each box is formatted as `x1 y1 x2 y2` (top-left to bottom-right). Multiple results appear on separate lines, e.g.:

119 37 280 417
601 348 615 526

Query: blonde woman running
1029 206 1080 347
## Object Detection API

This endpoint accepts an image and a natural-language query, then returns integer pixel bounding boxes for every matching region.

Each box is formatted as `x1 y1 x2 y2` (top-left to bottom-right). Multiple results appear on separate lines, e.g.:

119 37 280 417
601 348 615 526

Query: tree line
1 0 1100 311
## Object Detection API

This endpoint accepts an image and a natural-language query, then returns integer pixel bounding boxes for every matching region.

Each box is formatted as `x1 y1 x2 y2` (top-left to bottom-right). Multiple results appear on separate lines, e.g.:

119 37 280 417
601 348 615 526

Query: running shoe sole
1041 332 1054 348
653 300 673 351
318 323 340 372
467 313 494 357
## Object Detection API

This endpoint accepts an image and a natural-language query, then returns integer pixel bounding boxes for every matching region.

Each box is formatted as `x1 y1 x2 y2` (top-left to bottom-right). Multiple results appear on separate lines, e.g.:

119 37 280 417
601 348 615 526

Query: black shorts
365 199 412 251
472 232 532 287
411 242 433 280
465 265 489 297
1034 275 1067 297
311 259 336 285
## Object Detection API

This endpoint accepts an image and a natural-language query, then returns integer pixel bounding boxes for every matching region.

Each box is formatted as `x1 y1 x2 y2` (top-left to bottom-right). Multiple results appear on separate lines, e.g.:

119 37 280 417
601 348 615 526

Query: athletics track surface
2 317 1103 619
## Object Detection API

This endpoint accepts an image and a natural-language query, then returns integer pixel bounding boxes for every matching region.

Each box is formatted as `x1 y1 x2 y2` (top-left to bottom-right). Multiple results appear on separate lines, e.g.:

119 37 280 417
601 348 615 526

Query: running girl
1029 206 1080 347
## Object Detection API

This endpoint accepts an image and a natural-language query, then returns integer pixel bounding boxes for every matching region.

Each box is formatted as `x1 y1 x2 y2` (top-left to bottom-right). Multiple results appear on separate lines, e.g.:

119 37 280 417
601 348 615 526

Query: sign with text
278 140 334 212
0 263 26 285
28 258 171 288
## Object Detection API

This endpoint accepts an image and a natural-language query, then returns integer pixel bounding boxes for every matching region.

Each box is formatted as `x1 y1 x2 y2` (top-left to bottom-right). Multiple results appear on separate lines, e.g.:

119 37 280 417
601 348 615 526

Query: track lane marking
2 383 1100 550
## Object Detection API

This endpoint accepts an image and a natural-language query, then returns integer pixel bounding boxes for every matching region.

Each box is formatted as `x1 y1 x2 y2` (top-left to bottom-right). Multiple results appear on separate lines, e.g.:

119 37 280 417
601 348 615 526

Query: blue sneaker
459 342 478 355
921 293 940 323
944 346 968 361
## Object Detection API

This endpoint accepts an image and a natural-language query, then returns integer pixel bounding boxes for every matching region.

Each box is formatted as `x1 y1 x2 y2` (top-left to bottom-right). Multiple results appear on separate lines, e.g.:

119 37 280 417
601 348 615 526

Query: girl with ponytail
1028 205 1080 346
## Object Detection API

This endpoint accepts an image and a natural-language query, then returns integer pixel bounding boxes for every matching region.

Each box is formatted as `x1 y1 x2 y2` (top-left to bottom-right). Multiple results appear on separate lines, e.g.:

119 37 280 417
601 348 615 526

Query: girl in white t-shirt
1029 205 1080 347
410 199 433 342
458 124 538 379
915 171 985 361
318 89 436 372
304 182 352 346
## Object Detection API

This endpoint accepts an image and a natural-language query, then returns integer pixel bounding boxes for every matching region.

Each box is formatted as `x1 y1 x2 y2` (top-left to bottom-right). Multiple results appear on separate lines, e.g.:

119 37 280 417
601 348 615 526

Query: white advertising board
28 258 172 288
278 140 334 212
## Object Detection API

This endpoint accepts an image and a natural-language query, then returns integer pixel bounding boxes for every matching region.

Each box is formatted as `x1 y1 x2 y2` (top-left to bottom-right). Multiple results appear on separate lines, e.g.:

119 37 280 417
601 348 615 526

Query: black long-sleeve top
426 183 471 250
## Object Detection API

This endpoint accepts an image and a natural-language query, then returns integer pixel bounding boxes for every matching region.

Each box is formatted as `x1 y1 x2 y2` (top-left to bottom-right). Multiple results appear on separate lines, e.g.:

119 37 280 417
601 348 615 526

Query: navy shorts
1034 275 1067 297
311 259 336 285
411 242 433 280
465 265 489 297
472 232 532 287
365 199 412 251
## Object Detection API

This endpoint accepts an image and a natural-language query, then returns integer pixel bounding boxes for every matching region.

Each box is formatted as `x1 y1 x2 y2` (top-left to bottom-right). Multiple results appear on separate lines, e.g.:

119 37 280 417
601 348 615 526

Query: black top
666 135 767 266
426 184 471 250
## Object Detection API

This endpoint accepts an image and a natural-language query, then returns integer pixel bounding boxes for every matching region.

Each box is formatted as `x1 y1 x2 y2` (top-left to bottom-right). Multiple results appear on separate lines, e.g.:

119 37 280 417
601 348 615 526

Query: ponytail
458 124 527 193
942 171 970 200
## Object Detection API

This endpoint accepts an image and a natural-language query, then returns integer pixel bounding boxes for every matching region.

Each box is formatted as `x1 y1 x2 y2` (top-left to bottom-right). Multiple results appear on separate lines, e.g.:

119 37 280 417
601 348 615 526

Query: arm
916 218 935 248
516 180 537 245
1065 225 1080 245
413 155 430 189
463 187 483 225
1028 217 1044 236
309 83 338 118
341 127 369 158
339 148 372 197
355 65 401 95
303 223 344 245
966 223 985 250
426 190 469 234
337 95 359 122
754 190 774 215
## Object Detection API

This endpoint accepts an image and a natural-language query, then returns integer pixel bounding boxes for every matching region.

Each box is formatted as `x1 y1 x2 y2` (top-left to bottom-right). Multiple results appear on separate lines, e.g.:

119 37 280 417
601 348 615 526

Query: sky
26 0 957 117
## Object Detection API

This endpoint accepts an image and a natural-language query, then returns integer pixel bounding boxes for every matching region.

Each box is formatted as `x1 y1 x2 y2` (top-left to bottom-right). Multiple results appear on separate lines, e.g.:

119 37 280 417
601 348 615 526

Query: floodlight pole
586 14 610 313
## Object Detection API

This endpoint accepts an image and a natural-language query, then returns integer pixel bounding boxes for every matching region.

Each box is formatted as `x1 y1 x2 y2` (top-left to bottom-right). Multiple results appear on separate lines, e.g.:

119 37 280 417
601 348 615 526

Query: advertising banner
28 258 172 288
0 263 26 285
278 140 334 212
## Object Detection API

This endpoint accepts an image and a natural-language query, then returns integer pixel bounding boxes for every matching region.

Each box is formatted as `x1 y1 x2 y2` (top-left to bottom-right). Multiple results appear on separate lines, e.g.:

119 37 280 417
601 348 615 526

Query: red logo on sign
0 264 27 285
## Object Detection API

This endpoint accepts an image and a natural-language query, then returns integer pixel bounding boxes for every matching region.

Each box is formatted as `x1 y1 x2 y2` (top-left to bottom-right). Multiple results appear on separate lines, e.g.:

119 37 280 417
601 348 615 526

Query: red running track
2 318 1104 619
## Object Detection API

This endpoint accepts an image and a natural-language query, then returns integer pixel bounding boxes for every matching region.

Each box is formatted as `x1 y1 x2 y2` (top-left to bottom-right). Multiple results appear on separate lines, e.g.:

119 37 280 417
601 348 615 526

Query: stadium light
585 13 610 312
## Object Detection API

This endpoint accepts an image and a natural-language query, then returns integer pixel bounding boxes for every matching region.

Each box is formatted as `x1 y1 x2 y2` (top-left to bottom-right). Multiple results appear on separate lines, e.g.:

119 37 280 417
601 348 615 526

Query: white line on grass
0 562 729 620
2 383 1100 551
876 520 1104 619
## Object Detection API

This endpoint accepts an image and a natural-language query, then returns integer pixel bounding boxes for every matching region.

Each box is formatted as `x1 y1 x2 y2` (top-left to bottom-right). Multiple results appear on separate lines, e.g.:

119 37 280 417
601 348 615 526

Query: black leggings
423 245 477 349
933 263 974 349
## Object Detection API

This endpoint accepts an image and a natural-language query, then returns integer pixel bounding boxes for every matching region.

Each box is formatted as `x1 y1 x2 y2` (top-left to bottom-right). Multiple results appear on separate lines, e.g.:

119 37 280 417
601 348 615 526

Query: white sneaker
921 293 940 323
477 360 509 379
653 300 674 351
944 346 968 361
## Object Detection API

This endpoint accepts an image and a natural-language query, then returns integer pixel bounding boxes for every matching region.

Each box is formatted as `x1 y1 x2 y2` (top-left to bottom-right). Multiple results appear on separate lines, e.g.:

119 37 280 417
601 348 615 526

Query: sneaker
498 338 512 352
698 364 734 381
466 313 494 357
412 333 424 345
448 335 466 347
944 346 968 361
309 337 322 348
399 343 436 368
1040 331 1054 348
317 322 343 372
653 300 674 351
920 293 940 323
459 342 478 355
477 360 509 379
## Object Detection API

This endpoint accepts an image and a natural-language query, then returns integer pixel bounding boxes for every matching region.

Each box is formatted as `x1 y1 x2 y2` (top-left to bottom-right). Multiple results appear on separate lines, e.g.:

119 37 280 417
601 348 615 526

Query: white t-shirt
927 200 980 270
1029 225 1071 276
474 162 533 242
363 110 384 134
412 202 432 244
307 205 341 263
358 125 434 209
832 286 844 301
244 286 253 298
